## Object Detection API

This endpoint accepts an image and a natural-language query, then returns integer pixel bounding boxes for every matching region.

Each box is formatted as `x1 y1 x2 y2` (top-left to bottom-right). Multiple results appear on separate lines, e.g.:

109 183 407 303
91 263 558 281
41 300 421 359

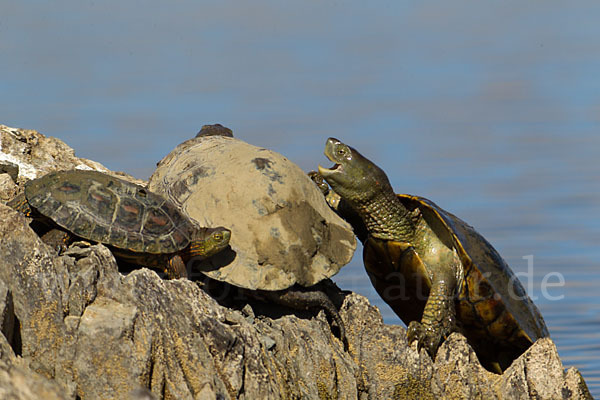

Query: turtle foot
308 170 342 210
407 320 449 358
308 171 330 195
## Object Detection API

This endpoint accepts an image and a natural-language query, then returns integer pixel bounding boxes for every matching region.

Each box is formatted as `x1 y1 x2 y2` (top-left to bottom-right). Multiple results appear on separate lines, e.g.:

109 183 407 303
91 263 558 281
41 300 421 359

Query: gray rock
0 173 18 204
0 124 143 185
148 135 357 291
0 358 68 400
0 124 592 399
496 338 592 400
0 206 67 379
0 161 18 182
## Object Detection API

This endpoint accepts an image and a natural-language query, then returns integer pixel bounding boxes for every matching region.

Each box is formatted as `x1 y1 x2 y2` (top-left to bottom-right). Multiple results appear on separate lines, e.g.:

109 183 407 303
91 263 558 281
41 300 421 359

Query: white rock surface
0 125 143 185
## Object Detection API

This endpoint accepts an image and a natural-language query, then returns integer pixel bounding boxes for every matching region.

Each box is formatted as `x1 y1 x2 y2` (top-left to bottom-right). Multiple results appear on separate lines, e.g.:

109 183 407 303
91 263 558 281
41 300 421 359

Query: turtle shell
24 170 194 255
364 194 549 368
148 136 356 291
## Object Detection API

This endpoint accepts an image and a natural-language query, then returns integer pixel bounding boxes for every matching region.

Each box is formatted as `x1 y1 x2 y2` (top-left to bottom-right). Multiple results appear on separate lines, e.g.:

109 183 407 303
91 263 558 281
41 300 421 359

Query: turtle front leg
308 171 369 243
308 170 342 209
407 270 457 358
165 255 188 280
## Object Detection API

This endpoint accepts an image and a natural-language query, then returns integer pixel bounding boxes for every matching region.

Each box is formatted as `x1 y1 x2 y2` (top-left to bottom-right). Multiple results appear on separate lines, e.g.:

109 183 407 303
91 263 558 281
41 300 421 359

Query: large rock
0 124 593 399
148 135 357 291
0 359 67 400
0 124 143 185
0 206 591 399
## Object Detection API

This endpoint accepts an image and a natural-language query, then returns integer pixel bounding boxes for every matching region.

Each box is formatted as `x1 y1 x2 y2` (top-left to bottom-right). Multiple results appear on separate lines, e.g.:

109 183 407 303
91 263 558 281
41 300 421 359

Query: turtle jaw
317 163 342 178
318 137 348 178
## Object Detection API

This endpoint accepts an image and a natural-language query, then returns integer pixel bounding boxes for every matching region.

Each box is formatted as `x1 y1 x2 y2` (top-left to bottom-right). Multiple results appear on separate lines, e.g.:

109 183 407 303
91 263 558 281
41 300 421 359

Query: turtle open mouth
320 137 345 176
317 163 342 176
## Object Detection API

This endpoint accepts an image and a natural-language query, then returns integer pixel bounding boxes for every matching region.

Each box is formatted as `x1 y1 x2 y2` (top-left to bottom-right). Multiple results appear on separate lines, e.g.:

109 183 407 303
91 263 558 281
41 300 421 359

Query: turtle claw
407 320 445 358
308 171 330 196
407 320 423 345
308 171 343 210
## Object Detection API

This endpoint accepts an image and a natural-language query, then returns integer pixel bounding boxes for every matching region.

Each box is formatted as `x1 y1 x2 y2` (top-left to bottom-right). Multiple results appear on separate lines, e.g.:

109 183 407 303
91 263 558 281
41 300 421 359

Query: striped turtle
8 169 230 279
315 137 549 372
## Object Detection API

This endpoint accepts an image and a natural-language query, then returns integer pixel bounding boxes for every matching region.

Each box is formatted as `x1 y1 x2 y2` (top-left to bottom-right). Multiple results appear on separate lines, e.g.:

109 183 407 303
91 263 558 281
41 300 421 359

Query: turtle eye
213 232 223 241
335 144 351 160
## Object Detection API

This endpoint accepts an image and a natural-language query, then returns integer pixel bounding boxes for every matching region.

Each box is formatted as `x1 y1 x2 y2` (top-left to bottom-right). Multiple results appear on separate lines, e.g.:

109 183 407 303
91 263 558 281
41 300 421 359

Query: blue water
2 1 600 395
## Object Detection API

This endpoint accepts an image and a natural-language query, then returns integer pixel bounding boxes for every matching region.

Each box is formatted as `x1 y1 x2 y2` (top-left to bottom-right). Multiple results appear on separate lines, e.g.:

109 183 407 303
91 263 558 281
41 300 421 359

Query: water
2 1 600 396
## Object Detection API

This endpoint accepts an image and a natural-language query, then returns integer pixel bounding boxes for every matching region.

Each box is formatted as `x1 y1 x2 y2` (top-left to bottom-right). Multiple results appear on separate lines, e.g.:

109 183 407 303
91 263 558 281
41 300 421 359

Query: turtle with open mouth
315 137 549 372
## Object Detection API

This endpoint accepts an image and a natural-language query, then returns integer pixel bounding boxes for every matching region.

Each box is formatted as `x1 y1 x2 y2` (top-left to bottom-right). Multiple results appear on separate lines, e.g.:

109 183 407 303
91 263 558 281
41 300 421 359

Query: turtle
8 169 231 279
315 137 549 372
148 130 357 349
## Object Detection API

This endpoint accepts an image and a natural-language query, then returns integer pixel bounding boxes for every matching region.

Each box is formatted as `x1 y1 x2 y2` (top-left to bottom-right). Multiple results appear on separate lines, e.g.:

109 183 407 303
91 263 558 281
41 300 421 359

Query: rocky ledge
0 125 592 399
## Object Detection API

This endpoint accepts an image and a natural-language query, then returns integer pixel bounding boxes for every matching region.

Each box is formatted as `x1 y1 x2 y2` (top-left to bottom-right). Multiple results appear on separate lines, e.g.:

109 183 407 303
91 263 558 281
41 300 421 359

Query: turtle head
318 137 393 206
189 227 231 259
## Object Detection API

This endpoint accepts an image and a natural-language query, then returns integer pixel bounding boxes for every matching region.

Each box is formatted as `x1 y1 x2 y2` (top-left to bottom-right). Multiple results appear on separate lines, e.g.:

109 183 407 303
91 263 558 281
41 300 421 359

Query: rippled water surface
2 1 600 396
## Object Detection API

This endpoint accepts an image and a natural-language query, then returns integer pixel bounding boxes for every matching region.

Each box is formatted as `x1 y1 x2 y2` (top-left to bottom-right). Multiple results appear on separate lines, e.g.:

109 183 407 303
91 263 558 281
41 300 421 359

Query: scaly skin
317 137 461 358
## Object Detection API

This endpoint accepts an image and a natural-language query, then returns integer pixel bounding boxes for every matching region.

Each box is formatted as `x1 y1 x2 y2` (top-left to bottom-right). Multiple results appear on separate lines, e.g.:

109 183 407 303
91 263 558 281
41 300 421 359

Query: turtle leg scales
165 255 188 280
407 277 457 358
